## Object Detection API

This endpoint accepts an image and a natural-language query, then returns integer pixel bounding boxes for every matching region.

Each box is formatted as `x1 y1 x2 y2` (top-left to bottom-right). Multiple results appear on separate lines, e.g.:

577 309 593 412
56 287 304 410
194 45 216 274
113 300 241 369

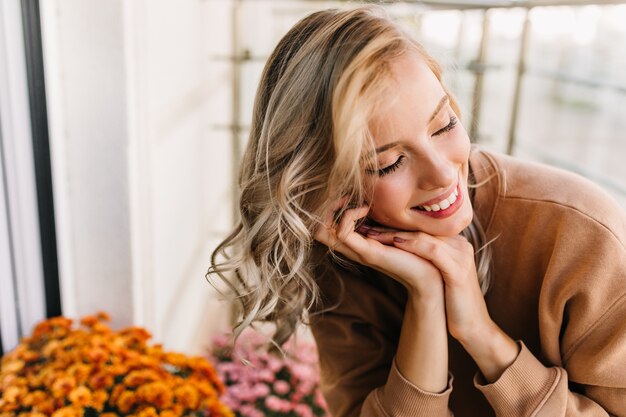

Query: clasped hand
314 202 493 344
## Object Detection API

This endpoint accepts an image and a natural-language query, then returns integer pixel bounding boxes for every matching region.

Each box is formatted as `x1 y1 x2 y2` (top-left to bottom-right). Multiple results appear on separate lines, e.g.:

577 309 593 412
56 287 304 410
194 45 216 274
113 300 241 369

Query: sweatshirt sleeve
309 257 455 417
310 310 454 417
474 210 626 416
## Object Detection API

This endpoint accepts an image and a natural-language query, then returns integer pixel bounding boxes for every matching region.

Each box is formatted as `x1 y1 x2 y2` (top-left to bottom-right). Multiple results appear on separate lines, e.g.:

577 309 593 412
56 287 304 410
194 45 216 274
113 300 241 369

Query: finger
336 206 370 242
315 204 370 262
392 235 476 289
365 229 422 245
314 195 351 242
438 234 474 254
321 195 351 226
363 230 396 245
391 233 457 275
314 220 362 261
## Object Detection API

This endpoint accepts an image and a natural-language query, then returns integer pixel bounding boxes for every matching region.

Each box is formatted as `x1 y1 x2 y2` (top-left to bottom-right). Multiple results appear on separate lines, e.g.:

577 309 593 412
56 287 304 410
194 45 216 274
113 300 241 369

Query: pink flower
258 368 275 382
294 404 314 417
239 404 264 417
273 380 291 395
210 328 332 416
265 395 293 412
253 382 270 397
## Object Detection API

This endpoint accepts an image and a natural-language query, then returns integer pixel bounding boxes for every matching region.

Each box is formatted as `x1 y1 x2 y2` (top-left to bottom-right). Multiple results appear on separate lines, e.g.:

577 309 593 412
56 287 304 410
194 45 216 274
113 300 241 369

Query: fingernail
366 230 380 236
393 237 405 243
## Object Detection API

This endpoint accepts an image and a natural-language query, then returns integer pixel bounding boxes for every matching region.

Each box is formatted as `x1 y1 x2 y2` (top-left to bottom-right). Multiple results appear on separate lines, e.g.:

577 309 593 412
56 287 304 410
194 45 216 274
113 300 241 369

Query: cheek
370 176 412 215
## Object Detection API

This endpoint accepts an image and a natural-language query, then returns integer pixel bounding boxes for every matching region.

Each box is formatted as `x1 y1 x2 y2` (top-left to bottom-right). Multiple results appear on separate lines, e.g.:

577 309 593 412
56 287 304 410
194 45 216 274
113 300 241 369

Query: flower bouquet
0 312 233 417
210 329 330 417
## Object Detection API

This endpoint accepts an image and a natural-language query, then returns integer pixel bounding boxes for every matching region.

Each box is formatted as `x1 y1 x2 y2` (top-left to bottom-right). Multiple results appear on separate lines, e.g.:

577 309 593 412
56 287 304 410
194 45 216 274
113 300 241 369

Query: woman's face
366 51 473 237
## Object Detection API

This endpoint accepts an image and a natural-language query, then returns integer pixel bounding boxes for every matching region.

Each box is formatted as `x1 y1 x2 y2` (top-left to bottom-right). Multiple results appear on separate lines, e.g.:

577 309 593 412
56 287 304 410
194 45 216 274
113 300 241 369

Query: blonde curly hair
207 6 491 347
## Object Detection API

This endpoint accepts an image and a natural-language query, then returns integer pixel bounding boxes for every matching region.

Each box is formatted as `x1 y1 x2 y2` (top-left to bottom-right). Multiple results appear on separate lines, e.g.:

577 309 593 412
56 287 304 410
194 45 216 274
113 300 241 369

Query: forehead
368 52 445 146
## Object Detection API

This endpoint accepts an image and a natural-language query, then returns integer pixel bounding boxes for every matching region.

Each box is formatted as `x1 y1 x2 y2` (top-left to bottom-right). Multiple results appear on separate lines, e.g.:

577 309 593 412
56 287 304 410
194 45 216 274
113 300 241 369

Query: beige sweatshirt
310 149 626 416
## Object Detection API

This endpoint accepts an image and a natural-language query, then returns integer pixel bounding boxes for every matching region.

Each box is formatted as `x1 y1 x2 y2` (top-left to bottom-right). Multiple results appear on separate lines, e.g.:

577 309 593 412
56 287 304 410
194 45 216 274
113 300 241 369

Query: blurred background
1 0 625 356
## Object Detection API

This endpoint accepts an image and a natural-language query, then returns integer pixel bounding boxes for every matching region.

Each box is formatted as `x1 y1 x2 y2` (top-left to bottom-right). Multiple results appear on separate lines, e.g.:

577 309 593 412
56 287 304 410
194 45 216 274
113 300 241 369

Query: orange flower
1 313 231 417
0 399 19 412
51 406 80 417
173 384 199 410
51 376 76 399
68 386 92 407
209 403 235 417
22 390 48 407
32 317 73 340
163 353 188 369
95 311 111 322
20 349 40 363
89 371 114 390
86 347 108 363
124 370 159 387
116 390 137 414
80 315 99 327
169 404 184 417
67 363 91 383
119 327 152 346
32 398 56 414
109 384 125 404
136 406 158 417
42 340 61 358
136 381 173 408
90 389 108 411
2 359 25 374
2 385 25 403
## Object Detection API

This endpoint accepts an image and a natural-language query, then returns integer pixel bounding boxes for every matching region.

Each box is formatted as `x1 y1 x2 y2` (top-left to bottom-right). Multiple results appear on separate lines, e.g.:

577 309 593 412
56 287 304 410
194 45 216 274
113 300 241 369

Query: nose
414 150 457 191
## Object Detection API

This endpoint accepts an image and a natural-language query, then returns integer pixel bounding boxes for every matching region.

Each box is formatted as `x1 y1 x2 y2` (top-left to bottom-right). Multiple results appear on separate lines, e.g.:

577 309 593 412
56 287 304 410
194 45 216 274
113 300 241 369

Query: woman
208 6 626 416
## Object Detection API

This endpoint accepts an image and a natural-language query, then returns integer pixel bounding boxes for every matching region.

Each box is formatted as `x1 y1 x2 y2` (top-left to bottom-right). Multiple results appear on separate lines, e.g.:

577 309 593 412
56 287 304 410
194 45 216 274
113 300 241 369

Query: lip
415 176 459 207
411 182 464 219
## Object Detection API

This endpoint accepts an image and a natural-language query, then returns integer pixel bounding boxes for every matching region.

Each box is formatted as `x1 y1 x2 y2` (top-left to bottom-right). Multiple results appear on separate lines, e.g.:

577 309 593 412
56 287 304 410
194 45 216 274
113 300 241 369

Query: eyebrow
429 95 449 123
374 95 449 154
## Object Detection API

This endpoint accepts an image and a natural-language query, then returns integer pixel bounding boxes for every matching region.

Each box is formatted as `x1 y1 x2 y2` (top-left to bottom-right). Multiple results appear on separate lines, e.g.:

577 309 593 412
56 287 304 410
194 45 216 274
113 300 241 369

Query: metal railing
216 0 626 214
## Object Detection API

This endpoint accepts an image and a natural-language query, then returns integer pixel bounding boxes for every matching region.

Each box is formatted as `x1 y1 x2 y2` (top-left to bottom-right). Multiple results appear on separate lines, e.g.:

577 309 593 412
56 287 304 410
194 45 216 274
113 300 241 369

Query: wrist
406 281 444 304
458 321 520 383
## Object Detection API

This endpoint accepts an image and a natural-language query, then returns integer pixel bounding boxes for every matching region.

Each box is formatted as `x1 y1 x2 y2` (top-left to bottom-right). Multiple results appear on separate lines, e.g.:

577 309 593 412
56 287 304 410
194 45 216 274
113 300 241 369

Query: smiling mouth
413 185 460 212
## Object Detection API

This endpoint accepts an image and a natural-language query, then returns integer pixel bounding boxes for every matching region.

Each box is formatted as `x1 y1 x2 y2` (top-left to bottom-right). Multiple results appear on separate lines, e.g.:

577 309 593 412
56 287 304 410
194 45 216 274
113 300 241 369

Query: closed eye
374 155 405 177
433 115 458 136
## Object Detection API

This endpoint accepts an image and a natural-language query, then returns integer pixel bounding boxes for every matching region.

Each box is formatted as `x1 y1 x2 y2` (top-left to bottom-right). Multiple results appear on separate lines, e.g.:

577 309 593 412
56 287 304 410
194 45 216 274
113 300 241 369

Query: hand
363 226 492 342
314 201 444 299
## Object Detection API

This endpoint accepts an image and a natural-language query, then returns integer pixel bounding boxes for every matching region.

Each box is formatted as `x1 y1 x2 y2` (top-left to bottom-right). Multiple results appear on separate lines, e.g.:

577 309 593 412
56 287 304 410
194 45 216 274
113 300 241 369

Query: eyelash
434 115 458 136
377 155 405 177
375 116 458 177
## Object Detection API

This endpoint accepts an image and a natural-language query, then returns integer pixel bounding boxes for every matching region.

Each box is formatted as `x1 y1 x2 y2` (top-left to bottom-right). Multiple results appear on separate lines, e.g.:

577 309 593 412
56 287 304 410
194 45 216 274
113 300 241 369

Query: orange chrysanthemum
136 382 173 409
51 406 80 417
68 386 92 407
173 384 199 410
136 406 158 417
1 313 232 417
116 390 137 414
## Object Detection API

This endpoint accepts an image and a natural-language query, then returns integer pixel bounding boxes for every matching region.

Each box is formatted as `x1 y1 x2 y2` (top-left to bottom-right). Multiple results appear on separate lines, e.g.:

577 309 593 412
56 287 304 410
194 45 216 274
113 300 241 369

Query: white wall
41 0 234 353
0 0 46 352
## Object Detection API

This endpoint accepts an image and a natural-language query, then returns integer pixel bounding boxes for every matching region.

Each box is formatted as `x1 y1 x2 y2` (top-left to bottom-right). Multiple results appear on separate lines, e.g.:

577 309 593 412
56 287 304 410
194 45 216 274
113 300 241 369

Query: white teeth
417 187 460 212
